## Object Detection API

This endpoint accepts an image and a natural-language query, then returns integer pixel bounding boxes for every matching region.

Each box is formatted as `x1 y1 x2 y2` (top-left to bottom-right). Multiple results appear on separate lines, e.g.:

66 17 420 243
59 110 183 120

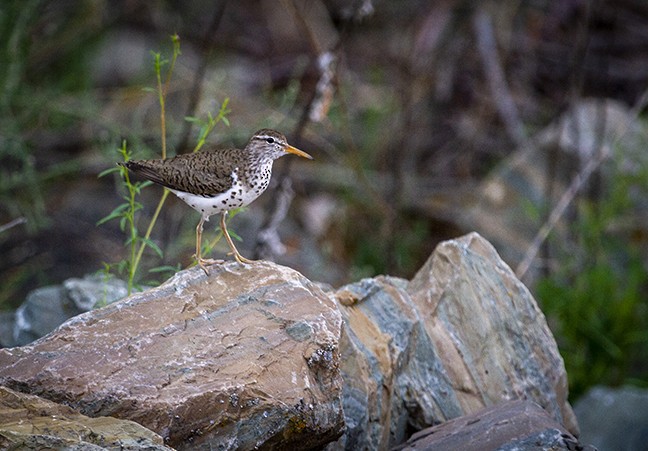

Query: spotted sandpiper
119 129 313 275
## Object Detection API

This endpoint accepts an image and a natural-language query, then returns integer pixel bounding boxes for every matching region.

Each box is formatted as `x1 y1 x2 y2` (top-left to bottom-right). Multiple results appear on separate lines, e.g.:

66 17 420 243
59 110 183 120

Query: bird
118 129 313 275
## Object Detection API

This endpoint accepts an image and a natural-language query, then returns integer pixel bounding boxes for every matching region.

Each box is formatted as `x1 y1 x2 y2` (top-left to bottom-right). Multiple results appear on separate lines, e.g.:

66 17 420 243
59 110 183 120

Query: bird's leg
194 217 209 275
194 217 218 275
220 211 254 264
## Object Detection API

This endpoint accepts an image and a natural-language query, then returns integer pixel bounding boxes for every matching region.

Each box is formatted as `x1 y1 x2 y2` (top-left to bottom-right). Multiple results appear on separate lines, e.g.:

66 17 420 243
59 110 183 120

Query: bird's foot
228 251 255 265
195 256 224 276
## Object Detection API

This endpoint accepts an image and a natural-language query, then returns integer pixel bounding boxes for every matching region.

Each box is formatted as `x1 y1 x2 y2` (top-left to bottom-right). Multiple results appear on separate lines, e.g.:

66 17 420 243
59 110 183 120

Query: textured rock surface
0 233 576 450
394 400 589 451
329 276 462 450
326 232 576 450
574 385 648 451
0 261 344 450
408 233 577 431
0 385 171 450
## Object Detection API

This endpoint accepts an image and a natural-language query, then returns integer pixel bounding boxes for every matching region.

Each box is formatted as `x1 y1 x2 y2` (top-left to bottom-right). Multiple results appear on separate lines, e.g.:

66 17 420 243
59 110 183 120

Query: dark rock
574 385 648 451
0 385 171 450
394 400 592 451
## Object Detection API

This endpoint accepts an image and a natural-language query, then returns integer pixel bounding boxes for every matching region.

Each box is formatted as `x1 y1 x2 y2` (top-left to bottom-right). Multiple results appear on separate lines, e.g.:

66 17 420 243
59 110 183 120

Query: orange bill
285 144 313 160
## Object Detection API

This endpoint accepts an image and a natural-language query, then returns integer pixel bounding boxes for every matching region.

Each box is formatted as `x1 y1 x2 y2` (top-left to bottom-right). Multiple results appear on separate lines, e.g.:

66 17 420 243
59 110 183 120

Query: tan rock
0 261 344 450
0 385 171 450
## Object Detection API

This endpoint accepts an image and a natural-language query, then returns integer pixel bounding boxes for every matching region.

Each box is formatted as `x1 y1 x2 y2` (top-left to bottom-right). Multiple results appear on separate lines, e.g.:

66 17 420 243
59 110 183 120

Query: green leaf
149 264 180 274
228 229 243 242
96 204 129 225
98 166 120 178
116 260 129 274
141 237 163 258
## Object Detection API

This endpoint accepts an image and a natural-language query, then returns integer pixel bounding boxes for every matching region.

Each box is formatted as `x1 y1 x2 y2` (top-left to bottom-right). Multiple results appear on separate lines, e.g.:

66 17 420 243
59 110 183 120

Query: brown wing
120 148 242 196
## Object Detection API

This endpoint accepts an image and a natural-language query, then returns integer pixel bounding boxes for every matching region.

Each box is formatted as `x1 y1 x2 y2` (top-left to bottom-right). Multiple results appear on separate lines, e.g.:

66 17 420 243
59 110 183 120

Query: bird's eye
266 137 275 144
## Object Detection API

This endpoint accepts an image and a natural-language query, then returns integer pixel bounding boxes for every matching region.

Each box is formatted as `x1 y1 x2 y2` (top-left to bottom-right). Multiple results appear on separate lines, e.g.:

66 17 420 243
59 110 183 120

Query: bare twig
176 0 227 154
253 1 340 259
516 148 607 279
472 7 526 146
516 90 648 279
0 217 27 234
253 0 375 260
255 178 295 259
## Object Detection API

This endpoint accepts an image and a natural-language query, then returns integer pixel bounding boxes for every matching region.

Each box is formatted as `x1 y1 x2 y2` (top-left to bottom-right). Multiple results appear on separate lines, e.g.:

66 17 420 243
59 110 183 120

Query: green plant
98 141 158 293
98 35 230 294
0 0 96 233
536 151 648 400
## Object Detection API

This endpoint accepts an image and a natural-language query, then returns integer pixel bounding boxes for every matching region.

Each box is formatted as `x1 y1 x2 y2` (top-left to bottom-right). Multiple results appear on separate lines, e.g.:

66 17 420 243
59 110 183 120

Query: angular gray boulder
327 232 576 449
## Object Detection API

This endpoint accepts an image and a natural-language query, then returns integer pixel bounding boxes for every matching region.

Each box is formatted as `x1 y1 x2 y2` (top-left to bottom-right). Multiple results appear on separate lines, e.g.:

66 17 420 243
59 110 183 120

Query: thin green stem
133 189 169 274
133 35 181 275
154 53 167 160
100 35 230 291
120 144 138 293
165 34 181 95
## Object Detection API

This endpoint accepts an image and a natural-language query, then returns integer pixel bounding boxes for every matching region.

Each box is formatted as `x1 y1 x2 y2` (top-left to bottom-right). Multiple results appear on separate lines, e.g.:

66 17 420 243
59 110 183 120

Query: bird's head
248 129 313 160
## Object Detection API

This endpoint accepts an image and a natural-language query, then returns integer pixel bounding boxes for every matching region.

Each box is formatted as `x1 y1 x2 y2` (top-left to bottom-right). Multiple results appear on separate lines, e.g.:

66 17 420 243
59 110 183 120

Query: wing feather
120 148 241 196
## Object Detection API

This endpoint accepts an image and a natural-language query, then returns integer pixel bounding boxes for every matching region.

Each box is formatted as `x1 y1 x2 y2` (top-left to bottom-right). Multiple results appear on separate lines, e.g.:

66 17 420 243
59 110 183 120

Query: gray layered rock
327 232 576 450
0 233 576 449
2 274 129 347
407 233 575 431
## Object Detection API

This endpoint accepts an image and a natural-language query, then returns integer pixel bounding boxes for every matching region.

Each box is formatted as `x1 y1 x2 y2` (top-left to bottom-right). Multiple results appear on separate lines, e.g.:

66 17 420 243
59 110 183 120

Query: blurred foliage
0 0 105 308
0 0 51 231
0 0 100 232
537 147 648 400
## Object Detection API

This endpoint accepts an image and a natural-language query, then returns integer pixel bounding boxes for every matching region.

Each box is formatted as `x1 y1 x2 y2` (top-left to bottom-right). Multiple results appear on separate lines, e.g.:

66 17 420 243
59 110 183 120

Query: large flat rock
0 261 344 450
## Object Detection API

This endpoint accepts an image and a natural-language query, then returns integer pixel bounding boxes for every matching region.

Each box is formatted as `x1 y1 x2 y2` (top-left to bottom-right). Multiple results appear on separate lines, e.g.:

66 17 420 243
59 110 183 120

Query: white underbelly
169 179 263 220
